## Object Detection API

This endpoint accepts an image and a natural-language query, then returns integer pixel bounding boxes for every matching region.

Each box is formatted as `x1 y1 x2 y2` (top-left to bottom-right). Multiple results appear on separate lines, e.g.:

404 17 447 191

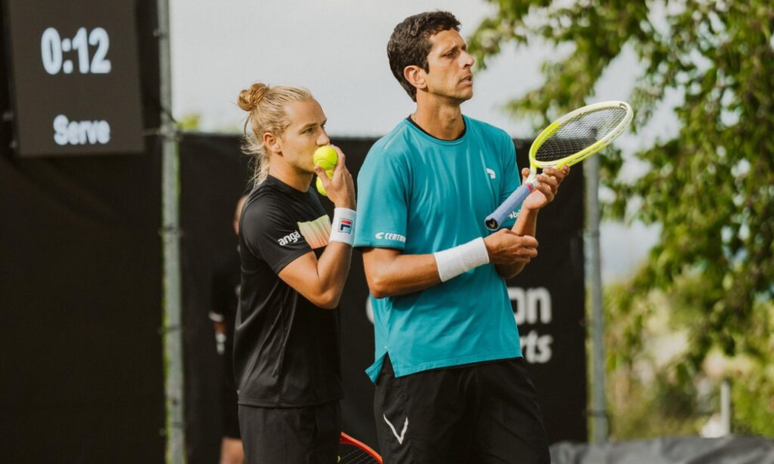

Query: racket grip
485 183 535 231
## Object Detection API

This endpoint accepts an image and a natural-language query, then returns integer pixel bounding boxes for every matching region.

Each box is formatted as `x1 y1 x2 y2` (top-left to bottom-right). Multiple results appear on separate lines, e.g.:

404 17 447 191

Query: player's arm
495 165 569 279
278 149 357 309
361 248 438 298
362 230 539 298
356 146 531 298
278 243 353 309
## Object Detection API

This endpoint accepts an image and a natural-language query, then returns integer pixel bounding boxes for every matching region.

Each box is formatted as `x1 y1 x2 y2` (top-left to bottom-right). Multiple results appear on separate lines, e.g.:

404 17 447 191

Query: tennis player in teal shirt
354 11 570 464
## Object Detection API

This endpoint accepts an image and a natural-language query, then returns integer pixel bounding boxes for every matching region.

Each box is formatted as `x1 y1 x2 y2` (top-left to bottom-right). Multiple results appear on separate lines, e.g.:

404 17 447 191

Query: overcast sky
169 0 567 136
169 0 659 280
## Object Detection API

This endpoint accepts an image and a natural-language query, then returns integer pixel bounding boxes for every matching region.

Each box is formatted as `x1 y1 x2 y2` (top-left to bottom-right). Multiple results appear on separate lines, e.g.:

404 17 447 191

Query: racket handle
485 182 535 231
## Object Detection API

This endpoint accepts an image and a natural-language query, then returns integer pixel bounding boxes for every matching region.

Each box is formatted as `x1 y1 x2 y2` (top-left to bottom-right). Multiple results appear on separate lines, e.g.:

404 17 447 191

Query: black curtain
177 134 380 464
0 1 165 463
177 134 587 463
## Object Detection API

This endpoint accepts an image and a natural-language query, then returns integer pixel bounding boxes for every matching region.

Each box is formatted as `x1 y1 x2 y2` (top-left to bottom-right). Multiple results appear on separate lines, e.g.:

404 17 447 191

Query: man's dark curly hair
387 11 461 102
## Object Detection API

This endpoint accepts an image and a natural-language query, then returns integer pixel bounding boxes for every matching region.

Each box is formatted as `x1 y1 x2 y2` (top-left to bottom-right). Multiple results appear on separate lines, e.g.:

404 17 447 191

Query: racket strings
535 107 629 163
339 445 380 464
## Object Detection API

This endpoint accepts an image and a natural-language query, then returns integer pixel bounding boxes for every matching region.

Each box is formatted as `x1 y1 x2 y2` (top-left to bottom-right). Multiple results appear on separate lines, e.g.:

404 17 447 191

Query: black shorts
238 401 340 464
374 356 549 464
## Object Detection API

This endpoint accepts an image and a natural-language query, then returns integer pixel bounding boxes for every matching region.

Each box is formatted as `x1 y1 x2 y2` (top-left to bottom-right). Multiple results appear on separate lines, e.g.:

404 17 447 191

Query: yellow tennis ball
313 145 338 171
316 170 334 196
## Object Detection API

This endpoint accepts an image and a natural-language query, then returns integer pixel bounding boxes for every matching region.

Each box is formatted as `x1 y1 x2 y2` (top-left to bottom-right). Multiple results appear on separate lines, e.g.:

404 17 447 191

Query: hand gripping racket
485 101 634 231
339 432 383 464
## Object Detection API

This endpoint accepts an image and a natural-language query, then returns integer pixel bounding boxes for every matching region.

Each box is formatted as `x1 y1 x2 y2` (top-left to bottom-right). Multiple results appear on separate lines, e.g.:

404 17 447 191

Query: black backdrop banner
0 2 585 463
178 133 587 463
0 126 587 464
0 1 165 463
510 139 588 444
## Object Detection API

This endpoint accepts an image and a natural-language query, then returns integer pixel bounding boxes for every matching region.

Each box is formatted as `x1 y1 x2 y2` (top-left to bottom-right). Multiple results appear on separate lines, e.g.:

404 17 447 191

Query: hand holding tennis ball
314 145 338 196
312 145 356 210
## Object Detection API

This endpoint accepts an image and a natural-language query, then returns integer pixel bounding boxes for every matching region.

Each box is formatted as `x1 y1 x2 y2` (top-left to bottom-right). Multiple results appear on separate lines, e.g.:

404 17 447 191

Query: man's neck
268 161 311 192
412 98 465 140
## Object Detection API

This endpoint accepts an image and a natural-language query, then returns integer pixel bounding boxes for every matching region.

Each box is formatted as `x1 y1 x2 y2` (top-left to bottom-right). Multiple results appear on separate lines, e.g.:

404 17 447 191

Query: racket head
339 432 383 464
528 101 633 169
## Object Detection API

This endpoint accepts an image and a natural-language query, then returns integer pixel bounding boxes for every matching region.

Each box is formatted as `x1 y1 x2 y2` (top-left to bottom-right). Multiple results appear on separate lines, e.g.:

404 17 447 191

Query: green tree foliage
178 113 201 131
470 0 774 436
604 275 774 438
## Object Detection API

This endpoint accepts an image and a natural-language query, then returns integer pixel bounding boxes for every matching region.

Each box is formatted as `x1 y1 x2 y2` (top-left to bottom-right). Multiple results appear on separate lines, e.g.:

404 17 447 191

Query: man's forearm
314 242 353 304
363 250 441 299
496 208 539 279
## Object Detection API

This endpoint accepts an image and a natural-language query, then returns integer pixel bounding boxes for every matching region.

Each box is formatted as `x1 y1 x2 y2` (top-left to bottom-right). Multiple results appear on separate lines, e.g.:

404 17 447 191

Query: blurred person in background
209 195 248 464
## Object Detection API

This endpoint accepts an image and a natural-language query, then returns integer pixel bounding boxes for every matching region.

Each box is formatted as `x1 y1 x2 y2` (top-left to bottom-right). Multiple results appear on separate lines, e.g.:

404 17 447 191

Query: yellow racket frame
529 100 633 170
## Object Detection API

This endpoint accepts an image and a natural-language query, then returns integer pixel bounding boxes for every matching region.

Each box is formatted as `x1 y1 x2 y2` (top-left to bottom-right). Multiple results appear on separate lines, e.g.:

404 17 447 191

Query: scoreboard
3 0 144 156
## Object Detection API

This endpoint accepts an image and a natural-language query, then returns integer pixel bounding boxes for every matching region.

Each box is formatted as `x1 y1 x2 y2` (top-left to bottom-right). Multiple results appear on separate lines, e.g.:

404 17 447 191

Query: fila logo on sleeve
338 218 353 234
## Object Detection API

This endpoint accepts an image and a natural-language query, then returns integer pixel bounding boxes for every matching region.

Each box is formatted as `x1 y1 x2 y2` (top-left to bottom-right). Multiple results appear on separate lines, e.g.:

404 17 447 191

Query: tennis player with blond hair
233 82 356 464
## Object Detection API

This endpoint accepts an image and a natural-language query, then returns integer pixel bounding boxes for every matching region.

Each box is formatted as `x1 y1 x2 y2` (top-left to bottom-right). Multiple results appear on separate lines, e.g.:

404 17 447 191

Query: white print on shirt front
486 167 496 179
297 215 331 250
383 414 409 445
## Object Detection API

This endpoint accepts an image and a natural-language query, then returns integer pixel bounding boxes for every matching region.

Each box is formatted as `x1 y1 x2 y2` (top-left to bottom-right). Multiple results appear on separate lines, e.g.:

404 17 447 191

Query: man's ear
262 132 281 154
404 65 427 92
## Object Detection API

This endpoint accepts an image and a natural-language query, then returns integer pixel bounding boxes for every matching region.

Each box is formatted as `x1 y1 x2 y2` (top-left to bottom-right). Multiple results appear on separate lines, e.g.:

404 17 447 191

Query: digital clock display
4 0 144 157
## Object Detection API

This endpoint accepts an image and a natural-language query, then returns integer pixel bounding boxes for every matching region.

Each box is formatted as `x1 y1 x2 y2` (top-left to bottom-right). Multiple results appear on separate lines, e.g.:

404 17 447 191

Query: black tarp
0 1 165 463
177 134 383 463
550 436 774 464
1 1 588 457
2 126 588 464
177 133 588 462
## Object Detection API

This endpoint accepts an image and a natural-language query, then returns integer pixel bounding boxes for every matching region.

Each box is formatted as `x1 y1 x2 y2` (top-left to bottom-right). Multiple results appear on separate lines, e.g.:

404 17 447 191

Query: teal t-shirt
354 115 524 383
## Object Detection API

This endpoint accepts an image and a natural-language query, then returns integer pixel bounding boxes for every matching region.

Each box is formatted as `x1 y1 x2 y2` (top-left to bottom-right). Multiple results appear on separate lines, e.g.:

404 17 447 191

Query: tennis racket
339 432 383 464
485 100 633 230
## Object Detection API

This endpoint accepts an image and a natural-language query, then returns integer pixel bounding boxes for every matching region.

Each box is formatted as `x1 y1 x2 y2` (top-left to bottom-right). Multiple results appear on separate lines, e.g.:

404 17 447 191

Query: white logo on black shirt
278 231 301 246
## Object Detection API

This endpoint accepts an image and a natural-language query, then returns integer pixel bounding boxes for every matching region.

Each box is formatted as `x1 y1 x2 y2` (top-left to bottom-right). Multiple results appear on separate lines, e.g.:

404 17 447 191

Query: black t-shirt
234 175 342 407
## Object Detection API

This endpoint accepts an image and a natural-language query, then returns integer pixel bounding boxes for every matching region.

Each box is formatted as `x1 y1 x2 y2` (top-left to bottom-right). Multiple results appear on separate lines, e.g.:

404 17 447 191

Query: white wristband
434 237 490 282
329 208 356 246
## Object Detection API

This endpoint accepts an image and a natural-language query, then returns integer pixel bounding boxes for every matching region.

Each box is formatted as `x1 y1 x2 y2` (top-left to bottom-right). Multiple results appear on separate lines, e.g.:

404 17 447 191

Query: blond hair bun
237 83 269 112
